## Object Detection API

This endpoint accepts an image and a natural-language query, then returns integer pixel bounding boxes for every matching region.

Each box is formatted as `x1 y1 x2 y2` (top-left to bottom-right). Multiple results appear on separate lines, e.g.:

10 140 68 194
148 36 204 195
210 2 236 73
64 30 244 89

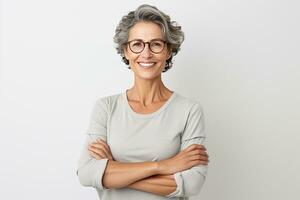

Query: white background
1 0 299 199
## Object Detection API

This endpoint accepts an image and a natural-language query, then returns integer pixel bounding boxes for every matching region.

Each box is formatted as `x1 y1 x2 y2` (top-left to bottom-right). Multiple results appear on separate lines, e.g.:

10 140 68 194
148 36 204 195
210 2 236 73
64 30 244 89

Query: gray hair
113 4 184 73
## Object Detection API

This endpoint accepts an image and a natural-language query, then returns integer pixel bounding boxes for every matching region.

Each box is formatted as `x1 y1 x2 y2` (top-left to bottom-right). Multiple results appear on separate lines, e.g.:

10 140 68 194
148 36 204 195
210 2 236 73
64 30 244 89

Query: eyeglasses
126 39 167 54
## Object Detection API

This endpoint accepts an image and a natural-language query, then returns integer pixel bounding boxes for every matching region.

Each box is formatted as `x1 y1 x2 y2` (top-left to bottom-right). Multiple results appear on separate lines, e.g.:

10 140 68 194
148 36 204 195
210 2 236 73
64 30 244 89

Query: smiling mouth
138 62 156 68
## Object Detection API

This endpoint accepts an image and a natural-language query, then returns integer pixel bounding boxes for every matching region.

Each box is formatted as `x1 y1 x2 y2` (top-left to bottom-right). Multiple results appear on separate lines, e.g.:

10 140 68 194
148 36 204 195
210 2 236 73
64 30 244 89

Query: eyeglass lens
129 40 165 53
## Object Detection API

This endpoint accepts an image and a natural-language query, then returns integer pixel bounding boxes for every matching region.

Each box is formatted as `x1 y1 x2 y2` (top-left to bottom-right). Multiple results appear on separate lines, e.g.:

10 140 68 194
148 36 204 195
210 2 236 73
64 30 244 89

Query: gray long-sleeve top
76 90 208 199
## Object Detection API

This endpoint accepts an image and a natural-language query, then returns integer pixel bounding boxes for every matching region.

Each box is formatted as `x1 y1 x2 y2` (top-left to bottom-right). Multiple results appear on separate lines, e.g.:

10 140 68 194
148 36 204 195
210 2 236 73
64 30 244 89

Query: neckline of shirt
122 89 177 119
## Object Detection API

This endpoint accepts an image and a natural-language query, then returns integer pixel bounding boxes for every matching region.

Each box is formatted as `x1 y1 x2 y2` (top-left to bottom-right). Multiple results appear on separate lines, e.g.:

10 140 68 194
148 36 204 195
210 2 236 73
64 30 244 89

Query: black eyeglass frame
125 39 167 54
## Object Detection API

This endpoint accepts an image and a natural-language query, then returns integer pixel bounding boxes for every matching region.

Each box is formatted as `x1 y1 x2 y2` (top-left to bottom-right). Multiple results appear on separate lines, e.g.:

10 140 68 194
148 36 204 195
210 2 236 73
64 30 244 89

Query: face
123 22 171 80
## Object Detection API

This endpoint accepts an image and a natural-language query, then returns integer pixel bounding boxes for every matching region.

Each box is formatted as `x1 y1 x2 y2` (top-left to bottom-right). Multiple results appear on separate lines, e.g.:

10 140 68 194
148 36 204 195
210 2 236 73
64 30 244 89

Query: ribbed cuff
165 172 184 198
93 158 110 190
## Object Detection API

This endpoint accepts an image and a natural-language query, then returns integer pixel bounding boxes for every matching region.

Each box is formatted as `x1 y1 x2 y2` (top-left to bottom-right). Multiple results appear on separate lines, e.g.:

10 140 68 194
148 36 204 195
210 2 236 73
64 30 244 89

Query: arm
79 134 165 191
79 97 208 196
77 98 110 190
87 139 170 190
166 102 208 198
127 174 177 196
101 160 159 189
77 134 109 189
89 140 208 195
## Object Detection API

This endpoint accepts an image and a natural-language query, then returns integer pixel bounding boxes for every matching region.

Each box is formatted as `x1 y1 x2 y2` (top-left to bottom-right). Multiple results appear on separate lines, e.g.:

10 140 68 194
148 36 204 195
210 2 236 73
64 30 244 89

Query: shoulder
93 92 123 114
173 92 204 114
95 92 121 106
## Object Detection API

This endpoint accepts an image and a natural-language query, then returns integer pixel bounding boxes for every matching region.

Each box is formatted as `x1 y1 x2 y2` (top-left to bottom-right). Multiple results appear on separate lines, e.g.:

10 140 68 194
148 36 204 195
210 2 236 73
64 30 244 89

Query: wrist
151 161 160 175
155 160 165 175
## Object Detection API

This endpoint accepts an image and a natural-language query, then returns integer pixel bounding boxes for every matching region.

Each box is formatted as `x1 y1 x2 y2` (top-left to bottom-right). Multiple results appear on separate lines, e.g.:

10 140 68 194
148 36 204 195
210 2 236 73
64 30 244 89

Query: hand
88 139 114 161
157 144 209 175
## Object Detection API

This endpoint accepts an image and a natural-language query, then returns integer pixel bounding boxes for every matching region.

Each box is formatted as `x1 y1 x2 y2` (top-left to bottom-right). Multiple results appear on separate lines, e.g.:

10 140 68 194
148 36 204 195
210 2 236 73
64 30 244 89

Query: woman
76 4 209 200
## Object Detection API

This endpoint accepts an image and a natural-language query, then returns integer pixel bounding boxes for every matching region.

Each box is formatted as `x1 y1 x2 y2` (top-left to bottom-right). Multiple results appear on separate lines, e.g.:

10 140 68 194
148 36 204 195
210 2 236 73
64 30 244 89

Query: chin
134 70 162 80
137 73 160 80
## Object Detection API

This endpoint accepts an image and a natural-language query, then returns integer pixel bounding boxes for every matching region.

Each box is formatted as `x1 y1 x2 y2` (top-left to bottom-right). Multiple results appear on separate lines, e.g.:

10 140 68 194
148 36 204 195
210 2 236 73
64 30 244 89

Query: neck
127 75 173 107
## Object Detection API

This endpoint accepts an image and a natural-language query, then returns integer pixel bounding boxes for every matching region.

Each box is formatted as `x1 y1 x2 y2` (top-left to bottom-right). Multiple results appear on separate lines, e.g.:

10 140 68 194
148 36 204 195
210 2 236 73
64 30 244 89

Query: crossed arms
77 137 209 197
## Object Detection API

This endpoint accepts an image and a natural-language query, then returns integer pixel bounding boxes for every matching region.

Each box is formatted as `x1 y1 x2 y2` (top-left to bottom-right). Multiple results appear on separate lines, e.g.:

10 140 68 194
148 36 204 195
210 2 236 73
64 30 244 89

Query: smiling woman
123 22 172 80
76 4 209 200
114 4 184 73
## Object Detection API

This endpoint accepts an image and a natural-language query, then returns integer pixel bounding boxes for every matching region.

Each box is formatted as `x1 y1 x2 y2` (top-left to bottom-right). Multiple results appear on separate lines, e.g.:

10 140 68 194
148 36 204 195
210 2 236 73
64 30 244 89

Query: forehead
128 21 164 41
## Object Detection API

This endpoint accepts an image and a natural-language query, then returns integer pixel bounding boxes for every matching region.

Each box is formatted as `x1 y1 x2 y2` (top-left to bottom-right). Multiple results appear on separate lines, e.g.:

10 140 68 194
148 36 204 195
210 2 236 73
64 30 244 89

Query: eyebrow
129 38 165 42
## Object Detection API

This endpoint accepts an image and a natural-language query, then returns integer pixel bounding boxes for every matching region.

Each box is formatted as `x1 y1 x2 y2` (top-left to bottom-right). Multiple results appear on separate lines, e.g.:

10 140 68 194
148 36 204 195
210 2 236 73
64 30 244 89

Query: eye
131 41 143 47
151 41 163 47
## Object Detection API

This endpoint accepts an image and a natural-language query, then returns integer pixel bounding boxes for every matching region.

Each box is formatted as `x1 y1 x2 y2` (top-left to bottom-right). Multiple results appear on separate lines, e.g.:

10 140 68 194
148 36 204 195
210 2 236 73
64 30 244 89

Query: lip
138 62 156 69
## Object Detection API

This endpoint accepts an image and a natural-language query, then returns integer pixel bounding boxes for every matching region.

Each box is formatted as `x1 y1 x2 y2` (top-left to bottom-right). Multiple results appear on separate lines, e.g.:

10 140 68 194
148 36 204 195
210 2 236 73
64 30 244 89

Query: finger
196 149 209 157
88 146 107 158
189 154 209 162
189 149 209 158
192 160 209 166
93 139 111 154
199 160 209 165
198 150 209 157
89 143 110 158
190 144 206 150
90 142 114 160
199 155 209 161
89 150 103 160
97 139 112 152
97 142 113 159
186 144 206 152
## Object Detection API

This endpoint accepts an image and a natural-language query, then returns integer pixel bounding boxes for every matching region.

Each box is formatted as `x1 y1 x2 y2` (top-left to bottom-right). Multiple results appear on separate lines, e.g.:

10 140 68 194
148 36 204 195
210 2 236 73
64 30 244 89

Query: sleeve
76 98 111 191
166 102 208 198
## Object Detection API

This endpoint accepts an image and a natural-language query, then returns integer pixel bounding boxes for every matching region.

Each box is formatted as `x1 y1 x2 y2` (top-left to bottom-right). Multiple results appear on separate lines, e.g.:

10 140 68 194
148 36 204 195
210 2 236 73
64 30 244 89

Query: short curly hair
113 4 184 73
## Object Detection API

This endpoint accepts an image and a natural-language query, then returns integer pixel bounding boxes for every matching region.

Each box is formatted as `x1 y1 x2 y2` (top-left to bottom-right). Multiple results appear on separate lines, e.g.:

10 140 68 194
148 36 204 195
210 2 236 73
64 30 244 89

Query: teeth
139 62 155 68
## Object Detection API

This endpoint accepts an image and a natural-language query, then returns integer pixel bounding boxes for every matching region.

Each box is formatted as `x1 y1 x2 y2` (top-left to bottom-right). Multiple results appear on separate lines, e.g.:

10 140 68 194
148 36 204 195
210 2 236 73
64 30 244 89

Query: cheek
128 54 139 62
125 49 138 60
158 54 169 63
126 52 169 64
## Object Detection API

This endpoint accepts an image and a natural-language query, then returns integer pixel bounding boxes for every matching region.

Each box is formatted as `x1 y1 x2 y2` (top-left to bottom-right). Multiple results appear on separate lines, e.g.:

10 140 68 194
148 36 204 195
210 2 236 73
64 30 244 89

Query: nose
140 43 153 58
